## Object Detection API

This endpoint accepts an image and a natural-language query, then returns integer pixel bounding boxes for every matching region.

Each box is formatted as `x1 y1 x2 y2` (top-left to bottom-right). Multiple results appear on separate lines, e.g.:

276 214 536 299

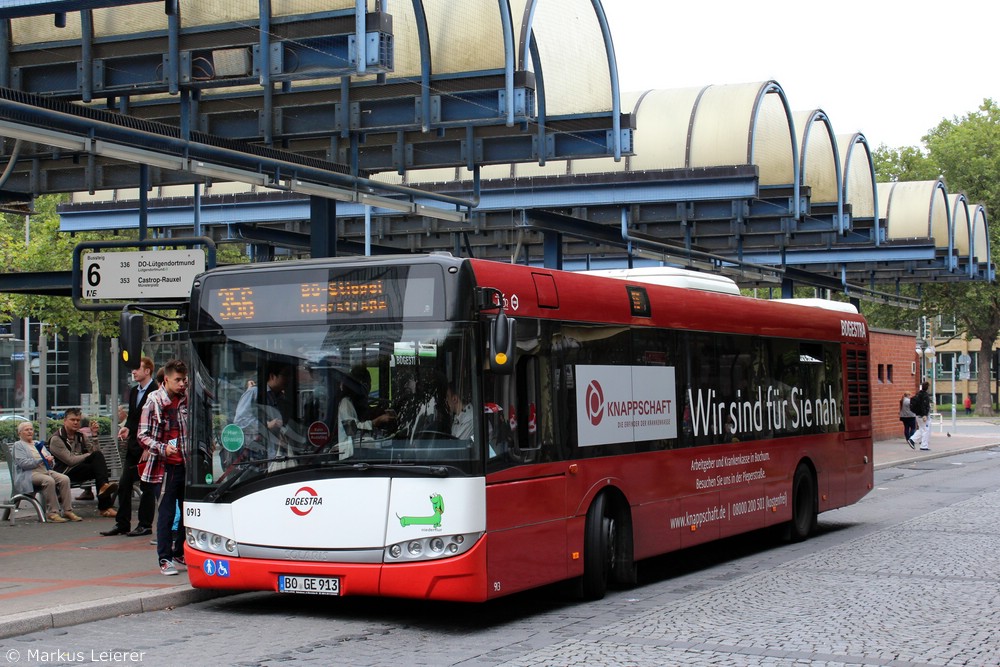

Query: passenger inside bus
336 366 394 459
233 361 292 461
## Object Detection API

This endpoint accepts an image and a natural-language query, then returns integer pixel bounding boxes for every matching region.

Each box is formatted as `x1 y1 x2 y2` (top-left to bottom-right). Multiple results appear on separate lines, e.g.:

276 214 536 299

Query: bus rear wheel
582 493 616 600
788 464 818 541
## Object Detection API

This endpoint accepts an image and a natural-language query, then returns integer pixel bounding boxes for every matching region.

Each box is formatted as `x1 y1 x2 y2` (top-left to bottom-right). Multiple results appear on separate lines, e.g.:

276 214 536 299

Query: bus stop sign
82 249 205 299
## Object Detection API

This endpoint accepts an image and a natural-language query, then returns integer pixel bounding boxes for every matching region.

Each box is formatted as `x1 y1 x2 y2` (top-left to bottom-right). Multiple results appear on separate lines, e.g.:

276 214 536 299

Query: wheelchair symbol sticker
203 559 230 577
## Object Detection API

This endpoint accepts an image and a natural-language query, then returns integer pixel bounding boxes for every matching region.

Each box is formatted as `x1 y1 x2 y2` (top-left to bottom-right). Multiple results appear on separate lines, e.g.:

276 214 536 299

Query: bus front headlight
187 528 239 557
384 532 481 562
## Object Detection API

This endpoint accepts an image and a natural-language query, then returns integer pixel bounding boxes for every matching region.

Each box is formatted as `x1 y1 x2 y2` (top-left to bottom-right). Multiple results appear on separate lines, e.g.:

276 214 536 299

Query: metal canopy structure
0 2 994 306
0 0 632 215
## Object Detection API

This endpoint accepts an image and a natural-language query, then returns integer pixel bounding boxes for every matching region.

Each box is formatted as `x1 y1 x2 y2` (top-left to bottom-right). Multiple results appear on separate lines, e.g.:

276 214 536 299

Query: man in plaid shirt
138 359 190 576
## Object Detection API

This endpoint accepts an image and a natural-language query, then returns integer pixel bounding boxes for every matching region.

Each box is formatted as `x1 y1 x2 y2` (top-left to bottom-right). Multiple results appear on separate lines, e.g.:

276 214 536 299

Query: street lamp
915 340 936 411
915 340 934 382
950 359 957 429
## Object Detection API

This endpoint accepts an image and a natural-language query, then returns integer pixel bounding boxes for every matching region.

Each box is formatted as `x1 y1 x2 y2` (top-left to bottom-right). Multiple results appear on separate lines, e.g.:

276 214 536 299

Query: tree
2 195 131 407
871 144 940 183
872 100 1000 415
922 100 1000 415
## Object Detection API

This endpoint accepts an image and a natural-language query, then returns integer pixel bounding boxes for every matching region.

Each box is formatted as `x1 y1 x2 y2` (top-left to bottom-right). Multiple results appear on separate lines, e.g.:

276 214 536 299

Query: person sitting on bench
13 421 81 523
48 408 118 517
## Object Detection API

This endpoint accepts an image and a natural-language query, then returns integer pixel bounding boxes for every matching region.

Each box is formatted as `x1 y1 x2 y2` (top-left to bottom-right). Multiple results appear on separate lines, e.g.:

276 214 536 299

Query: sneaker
173 555 187 570
98 482 119 500
919 447 930 451
907 438 915 449
63 511 83 522
47 513 69 523
159 559 178 576
77 489 95 501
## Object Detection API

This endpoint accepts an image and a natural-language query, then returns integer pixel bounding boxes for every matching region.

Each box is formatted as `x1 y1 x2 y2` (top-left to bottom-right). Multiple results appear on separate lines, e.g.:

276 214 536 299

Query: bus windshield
187 322 481 498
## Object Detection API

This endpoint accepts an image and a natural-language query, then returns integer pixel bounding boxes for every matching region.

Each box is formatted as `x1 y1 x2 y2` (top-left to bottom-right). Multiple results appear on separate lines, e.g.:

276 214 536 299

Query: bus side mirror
489 310 516 375
119 310 145 370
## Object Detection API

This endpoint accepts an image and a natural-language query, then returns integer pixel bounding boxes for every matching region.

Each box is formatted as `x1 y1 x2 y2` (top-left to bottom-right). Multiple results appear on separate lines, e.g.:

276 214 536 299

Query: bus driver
336 366 393 458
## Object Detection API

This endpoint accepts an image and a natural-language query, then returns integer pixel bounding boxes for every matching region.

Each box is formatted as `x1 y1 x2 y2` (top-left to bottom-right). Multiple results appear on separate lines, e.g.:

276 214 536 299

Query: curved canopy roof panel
517 0 614 115
685 82 795 187
971 204 990 266
838 133 876 221
795 110 839 204
879 180 951 247
949 193 971 256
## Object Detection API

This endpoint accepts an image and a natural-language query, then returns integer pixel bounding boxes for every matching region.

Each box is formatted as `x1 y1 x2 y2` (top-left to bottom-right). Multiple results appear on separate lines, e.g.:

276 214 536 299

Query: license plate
278 575 340 595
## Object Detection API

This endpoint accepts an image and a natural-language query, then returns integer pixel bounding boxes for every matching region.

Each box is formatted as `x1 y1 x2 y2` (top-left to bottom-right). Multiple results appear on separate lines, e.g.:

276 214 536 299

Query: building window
937 352 955 380
887 364 893 383
877 364 884 383
937 314 957 336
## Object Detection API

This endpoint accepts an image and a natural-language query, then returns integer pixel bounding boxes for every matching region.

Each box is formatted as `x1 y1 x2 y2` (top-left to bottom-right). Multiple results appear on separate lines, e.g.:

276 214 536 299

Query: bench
1 441 46 524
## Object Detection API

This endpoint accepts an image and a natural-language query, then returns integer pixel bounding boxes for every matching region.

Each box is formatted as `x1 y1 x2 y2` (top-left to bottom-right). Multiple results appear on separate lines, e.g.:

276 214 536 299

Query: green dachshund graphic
398 493 445 528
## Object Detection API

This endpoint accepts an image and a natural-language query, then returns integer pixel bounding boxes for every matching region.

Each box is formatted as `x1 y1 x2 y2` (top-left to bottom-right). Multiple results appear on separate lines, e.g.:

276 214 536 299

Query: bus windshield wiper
324 461 451 477
205 466 255 501
205 453 316 501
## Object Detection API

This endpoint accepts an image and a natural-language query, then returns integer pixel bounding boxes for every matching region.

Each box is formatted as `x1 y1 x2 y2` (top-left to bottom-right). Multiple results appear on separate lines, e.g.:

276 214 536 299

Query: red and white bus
133 253 871 601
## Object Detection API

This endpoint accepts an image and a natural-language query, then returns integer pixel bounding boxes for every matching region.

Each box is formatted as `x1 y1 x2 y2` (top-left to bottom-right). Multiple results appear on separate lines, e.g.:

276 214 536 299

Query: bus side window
484 351 544 470
516 355 540 461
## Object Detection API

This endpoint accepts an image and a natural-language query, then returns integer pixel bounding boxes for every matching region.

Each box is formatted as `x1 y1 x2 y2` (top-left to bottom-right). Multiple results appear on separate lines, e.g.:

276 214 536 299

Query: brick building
869 329 919 442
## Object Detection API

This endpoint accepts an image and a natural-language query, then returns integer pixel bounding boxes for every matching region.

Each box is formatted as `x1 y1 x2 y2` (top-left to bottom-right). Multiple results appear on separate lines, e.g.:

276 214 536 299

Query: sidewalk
872 418 999 470
1 424 997 639
0 488 224 640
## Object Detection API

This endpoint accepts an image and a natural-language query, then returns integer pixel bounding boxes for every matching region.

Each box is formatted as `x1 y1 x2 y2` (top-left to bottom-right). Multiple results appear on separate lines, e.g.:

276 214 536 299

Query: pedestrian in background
138 359 190 576
102 356 159 537
899 392 917 449
964 395 972 415
910 381 932 451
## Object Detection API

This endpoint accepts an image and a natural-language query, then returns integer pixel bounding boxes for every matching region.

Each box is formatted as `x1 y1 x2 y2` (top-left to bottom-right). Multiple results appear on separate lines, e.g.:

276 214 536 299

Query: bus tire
611 504 637 588
582 493 614 600
788 464 818 541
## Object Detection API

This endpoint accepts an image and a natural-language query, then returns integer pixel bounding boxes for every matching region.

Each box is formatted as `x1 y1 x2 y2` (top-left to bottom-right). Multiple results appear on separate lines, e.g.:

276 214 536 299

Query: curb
0 586 233 640
873 442 999 471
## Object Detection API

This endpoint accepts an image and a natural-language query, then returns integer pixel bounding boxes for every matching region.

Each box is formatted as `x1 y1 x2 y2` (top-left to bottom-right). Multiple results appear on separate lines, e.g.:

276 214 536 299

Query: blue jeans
156 464 185 564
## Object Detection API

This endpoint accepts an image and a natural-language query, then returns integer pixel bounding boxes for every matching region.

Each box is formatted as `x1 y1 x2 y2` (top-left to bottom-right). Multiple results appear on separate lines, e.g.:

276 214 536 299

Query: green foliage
924 99 1000 253
1 195 129 338
217 243 251 266
871 99 1000 414
872 144 940 183
858 284 921 332
0 419 23 444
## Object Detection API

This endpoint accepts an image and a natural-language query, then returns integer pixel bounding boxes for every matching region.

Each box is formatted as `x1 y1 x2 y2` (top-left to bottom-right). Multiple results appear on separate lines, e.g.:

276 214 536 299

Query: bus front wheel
787 464 818 541
582 493 615 600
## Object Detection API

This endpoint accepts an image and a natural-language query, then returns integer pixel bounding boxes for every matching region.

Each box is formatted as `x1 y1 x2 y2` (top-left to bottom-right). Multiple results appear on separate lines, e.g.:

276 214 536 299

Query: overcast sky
602 0 997 149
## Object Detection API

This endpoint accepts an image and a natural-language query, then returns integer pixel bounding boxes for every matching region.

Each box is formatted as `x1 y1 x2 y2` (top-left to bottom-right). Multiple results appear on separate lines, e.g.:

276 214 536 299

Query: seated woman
12 421 81 523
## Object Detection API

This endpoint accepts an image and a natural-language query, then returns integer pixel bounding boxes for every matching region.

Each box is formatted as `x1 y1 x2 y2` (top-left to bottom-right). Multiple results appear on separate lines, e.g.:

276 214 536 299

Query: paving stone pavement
491 488 1000 667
